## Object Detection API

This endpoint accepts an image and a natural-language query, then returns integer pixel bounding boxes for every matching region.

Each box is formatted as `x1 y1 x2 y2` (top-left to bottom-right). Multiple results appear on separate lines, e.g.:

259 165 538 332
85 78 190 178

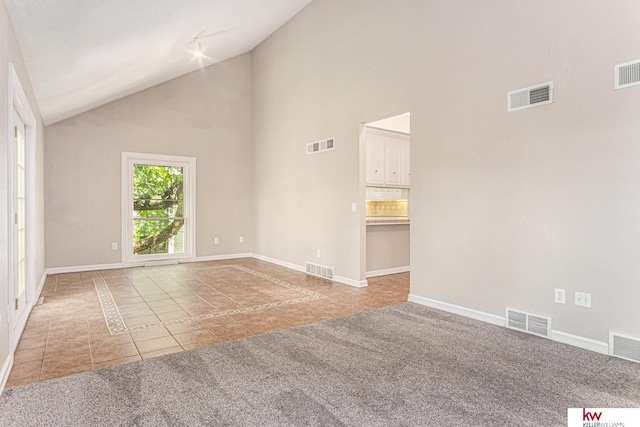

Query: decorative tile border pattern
211 264 325 299
94 265 327 335
94 277 127 333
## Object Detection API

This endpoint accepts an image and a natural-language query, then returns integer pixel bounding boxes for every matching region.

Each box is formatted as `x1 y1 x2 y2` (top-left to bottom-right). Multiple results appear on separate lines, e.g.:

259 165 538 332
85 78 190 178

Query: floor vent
144 259 179 267
305 262 334 280
505 308 551 338
609 332 640 363
508 81 553 112
306 137 335 154
615 59 640 89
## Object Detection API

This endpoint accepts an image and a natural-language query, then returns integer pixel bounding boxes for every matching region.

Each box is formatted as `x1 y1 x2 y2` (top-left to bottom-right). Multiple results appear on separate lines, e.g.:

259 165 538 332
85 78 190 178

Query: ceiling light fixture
190 37 204 57
189 30 230 59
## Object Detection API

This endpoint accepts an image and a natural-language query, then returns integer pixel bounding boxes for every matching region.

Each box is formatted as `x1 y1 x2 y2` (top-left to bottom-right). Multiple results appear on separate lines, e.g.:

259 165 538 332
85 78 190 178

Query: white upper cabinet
366 133 385 185
384 137 402 186
365 128 410 187
401 139 410 186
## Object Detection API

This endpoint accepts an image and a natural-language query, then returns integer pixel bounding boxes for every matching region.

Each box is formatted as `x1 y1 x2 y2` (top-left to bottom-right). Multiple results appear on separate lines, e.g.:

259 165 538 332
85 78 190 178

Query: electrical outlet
111 242 118 250
316 249 321 258
239 236 244 243
214 237 219 244
575 291 592 308
351 202 357 212
554 288 566 304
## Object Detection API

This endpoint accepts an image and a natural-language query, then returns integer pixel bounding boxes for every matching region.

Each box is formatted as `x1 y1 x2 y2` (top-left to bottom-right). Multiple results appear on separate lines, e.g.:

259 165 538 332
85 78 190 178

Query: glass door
12 110 27 318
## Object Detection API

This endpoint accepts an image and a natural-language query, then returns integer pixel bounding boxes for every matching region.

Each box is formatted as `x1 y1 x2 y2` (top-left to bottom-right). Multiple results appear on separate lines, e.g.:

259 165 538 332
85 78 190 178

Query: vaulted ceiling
5 0 311 125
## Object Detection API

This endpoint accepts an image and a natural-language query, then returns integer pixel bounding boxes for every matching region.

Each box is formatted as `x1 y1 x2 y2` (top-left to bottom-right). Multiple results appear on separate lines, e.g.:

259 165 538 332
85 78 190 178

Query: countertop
366 216 410 225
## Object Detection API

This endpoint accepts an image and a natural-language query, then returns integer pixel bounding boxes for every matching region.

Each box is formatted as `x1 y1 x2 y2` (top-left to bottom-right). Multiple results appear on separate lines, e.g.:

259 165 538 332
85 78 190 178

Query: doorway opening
363 112 410 278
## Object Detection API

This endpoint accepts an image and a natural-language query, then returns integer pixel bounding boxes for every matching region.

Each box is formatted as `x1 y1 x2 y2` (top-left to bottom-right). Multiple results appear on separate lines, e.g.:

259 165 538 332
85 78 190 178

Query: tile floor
7 258 409 388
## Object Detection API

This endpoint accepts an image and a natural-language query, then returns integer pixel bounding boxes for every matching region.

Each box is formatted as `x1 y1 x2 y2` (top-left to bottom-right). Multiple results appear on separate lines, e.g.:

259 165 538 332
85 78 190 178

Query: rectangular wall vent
505 308 551 338
305 262 334 280
306 137 335 155
508 81 554 112
609 332 640 363
615 59 640 89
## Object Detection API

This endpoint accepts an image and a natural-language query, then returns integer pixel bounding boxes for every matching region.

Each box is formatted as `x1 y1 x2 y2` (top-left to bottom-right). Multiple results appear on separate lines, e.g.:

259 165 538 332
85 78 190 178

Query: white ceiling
5 0 312 125
367 113 411 134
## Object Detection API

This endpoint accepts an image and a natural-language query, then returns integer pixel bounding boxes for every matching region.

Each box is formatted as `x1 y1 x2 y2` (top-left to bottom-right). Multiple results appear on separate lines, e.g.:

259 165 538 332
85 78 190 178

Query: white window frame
121 152 196 264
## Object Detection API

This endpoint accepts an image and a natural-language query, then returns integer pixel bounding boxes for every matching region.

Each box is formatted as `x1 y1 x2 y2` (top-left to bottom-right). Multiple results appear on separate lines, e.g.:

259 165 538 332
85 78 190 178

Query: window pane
18 259 25 294
18 229 25 260
17 131 25 166
133 219 185 255
133 201 184 219
132 164 185 256
133 164 183 201
18 165 25 197
18 198 25 229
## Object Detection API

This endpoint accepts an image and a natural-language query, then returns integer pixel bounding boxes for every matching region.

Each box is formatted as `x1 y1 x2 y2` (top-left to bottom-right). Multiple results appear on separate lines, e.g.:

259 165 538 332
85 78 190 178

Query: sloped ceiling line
5 0 312 125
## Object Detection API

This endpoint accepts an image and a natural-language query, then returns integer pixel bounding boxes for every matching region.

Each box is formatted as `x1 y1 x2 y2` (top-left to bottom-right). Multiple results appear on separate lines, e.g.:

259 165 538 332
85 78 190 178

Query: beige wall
0 1 45 378
45 53 253 268
366 225 409 274
36 0 640 344
252 0 640 342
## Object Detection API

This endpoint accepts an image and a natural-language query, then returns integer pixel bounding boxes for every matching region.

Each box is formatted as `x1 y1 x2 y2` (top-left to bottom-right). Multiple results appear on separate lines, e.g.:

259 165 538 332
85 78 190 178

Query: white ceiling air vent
505 308 551 338
306 137 335 155
305 262 334 280
507 81 553 112
609 332 640 363
615 59 640 90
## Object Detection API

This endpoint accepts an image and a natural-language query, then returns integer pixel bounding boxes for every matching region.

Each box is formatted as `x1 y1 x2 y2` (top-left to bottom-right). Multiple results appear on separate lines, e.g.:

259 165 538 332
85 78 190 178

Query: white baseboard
194 253 253 263
6 272 49 358
46 263 128 275
145 259 179 266
10 308 30 354
45 253 368 288
45 254 253 275
551 330 609 355
0 355 13 396
408 294 611 355
35 271 47 298
334 275 368 288
251 253 306 273
408 294 505 326
366 266 410 278
252 254 368 288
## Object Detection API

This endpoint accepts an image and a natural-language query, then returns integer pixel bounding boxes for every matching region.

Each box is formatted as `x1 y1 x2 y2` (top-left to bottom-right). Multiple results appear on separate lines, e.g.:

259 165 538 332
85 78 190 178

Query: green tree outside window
132 164 184 255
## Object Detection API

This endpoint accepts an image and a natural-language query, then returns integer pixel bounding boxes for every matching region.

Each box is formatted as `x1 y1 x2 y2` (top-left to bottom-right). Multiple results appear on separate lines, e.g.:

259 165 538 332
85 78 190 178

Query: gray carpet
1 303 638 426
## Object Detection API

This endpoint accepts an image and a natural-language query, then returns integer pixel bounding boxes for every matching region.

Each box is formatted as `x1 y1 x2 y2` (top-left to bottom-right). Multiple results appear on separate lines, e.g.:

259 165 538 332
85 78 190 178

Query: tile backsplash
366 200 409 217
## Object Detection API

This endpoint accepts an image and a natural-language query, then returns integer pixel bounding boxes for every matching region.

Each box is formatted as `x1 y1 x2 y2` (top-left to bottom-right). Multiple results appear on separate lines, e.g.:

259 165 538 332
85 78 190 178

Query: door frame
360 111 411 280
121 152 197 265
7 63 38 352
